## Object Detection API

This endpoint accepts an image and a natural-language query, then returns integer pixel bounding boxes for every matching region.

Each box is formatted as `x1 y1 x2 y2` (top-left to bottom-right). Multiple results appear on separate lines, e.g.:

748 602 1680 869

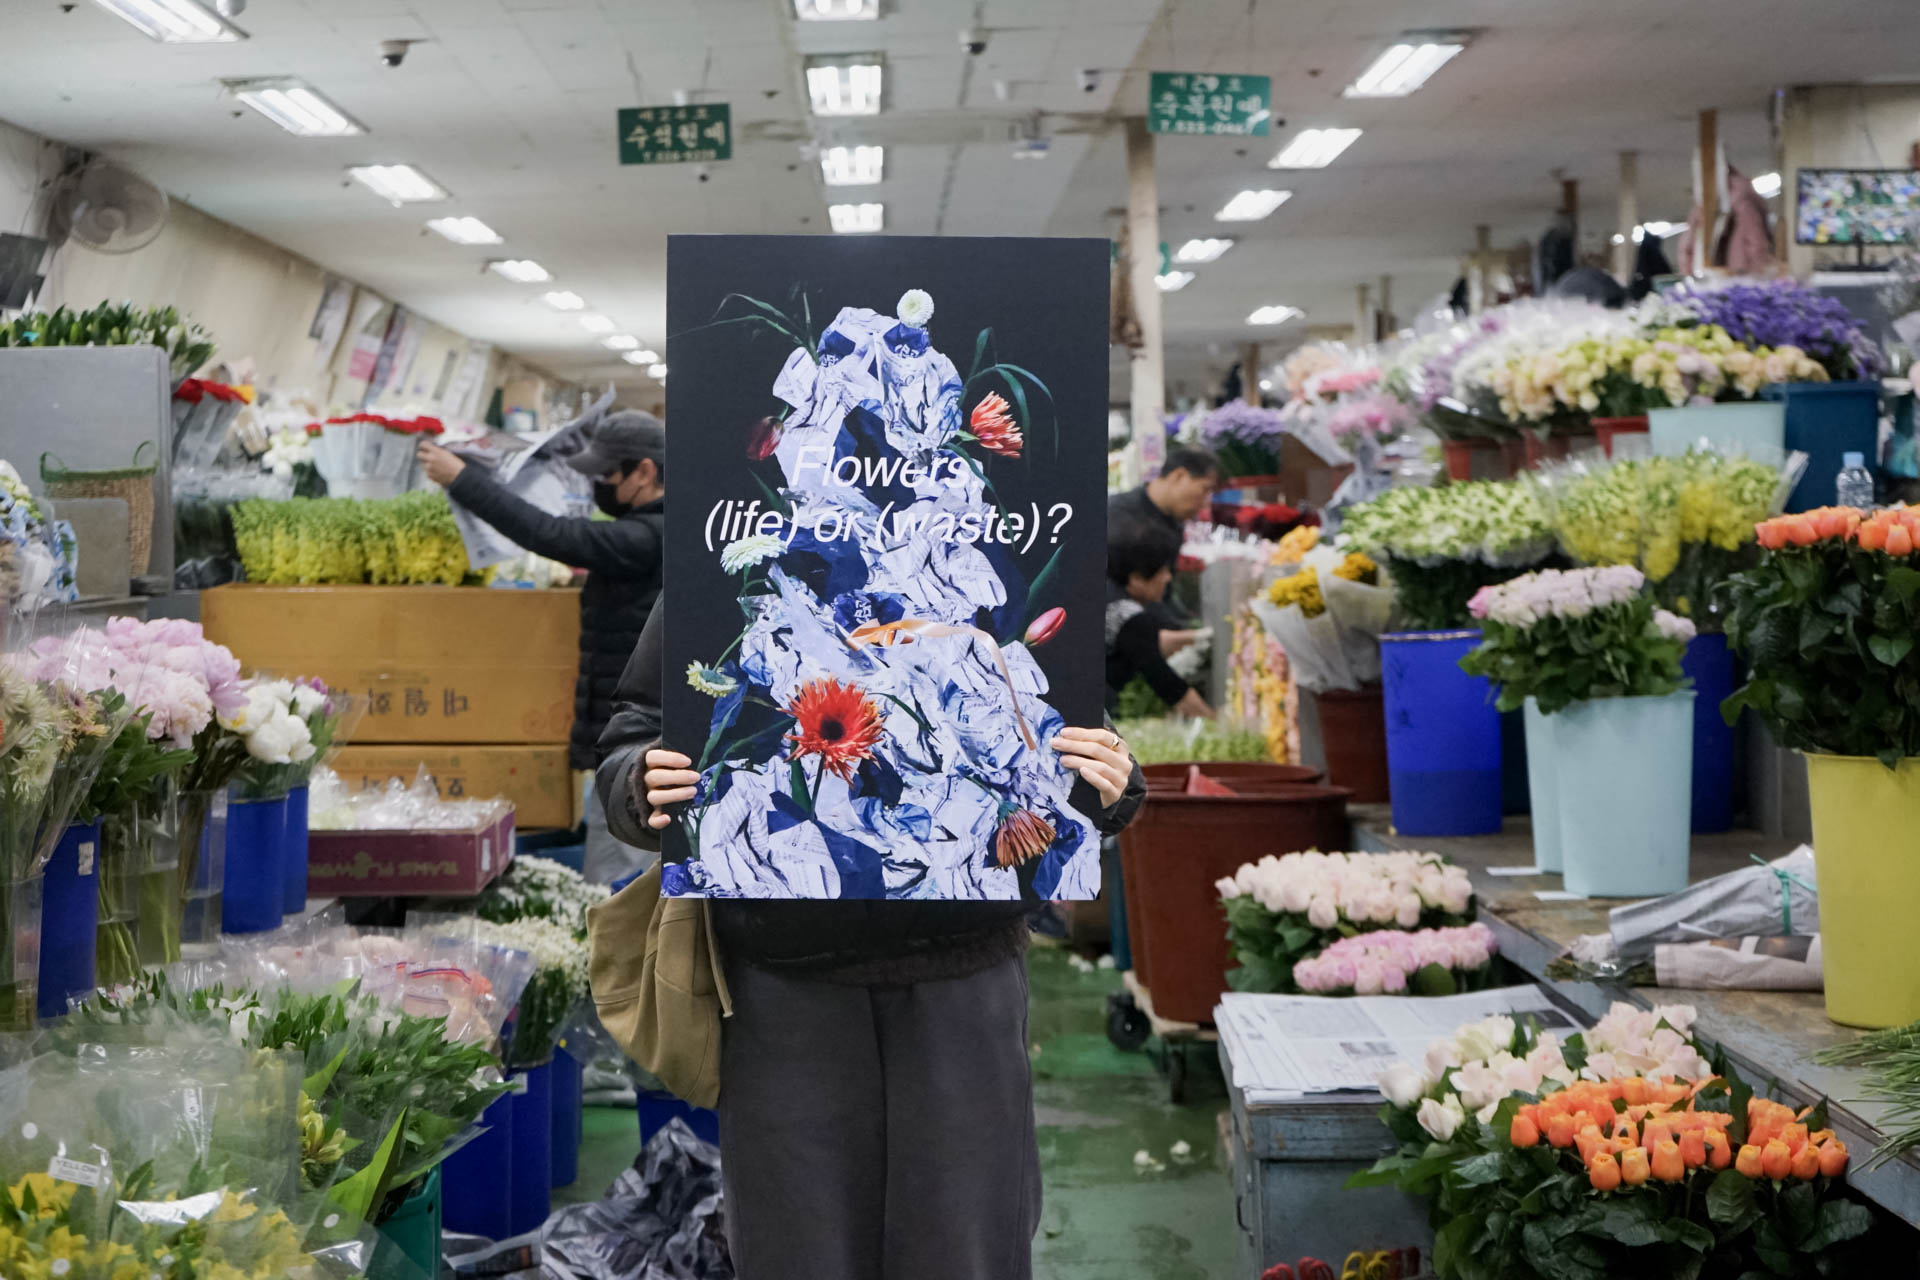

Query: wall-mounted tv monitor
1795 168 1920 246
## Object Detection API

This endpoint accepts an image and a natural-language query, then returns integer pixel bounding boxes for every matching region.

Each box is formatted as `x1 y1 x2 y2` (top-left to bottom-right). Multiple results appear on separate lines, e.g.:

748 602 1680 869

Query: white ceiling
0 0 1916 405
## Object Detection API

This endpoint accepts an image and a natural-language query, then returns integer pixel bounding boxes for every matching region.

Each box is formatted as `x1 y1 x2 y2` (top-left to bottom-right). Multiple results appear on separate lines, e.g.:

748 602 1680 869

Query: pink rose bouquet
1293 922 1498 996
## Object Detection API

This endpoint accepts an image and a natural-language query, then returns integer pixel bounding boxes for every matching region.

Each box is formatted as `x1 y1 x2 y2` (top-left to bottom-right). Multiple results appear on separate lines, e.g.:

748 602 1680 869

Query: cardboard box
203 585 580 744
308 809 515 897
331 744 575 829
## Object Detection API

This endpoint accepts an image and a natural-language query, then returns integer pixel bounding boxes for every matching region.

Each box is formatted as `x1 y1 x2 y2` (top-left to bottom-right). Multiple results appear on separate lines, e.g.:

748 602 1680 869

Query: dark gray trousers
718 956 1040 1280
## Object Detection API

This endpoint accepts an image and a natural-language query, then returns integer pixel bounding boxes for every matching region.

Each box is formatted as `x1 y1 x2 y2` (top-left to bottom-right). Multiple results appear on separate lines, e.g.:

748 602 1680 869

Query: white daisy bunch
479 854 609 935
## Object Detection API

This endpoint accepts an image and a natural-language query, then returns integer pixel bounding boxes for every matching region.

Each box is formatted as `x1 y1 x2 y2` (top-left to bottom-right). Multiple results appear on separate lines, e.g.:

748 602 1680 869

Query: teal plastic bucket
1647 402 1785 458
1522 699 1561 873
1554 692 1695 898
373 1169 441 1280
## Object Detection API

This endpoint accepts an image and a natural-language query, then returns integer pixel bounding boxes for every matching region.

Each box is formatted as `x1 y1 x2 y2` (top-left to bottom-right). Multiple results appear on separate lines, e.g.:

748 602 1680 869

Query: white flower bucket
1522 698 1562 873
1647 401 1786 458
1552 691 1695 897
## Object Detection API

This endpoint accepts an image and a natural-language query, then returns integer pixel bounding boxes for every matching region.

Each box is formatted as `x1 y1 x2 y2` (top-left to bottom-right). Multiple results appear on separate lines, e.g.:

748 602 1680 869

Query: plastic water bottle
1836 452 1875 510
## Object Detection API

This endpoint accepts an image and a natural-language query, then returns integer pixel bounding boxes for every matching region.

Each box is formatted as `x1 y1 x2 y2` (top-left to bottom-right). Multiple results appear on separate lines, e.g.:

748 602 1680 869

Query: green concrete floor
557 946 1236 1278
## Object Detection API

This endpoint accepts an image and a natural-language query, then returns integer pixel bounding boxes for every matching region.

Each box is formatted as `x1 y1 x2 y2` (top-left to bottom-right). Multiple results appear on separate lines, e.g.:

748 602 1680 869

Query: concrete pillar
1125 118 1165 469
1560 177 1580 257
1376 274 1393 339
1355 283 1371 343
1615 150 1639 281
1241 342 1261 404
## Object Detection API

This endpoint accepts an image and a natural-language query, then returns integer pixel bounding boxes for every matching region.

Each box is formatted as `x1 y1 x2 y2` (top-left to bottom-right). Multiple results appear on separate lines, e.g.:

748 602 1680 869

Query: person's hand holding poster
663 235 1109 902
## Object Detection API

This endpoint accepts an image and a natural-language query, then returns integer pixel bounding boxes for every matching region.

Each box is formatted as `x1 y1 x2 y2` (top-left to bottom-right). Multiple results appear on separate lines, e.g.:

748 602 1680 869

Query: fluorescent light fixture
578 314 616 333
347 164 447 204
226 78 361 137
92 0 244 43
621 348 661 365
426 216 502 245
1751 171 1782 198
1154 271 1194 292
543 291 586 311
1611 233 1626 245
828 202 884 233
648 363 668 379
1344 38 1467 98
794 0 877 17
821 144 885 186
1247 304 1303 325
1216 189 1292 222
807 57 884 116
603 334 640 351
1270 127 1363 169
1174 237 1233 264
488 259 551 284
1634 220 1684 241
1259 379 1274 392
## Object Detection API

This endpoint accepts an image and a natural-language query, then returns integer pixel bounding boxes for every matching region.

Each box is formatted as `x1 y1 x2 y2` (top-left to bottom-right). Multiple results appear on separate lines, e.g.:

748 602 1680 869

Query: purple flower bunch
1200 400 1288 445
1418 313 1507 410
1293 922 1498 995
1674 279 1879 380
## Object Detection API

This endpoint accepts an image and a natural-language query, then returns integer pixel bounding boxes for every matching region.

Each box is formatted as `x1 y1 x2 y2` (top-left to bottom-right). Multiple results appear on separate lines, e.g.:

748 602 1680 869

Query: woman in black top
1104 517 1213 719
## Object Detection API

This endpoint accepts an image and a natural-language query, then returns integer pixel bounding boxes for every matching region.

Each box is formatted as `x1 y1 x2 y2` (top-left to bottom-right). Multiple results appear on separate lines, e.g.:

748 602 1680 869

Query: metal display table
1349 806 1920 1231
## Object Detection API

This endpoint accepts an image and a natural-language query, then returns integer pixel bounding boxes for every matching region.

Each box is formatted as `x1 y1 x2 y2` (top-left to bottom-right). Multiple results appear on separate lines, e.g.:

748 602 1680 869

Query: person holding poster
598 599 1144 1280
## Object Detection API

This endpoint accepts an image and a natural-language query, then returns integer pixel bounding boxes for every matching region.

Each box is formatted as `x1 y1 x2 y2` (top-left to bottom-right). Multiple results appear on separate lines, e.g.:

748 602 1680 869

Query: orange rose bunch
1753 504 1911 553
1507 1078 1848 1193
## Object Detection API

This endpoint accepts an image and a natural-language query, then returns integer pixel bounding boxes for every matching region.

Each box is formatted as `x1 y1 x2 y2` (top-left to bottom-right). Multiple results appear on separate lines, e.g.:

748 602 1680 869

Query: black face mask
593 481 628 518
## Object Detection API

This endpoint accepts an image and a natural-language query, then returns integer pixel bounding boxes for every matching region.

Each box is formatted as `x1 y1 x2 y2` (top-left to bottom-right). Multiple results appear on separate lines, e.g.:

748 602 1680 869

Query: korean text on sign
1146 72 1272 137
619 104 734 165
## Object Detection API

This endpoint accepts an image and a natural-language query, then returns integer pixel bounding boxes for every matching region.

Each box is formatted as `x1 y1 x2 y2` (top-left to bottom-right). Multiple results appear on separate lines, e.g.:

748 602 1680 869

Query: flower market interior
7 0 1920 1277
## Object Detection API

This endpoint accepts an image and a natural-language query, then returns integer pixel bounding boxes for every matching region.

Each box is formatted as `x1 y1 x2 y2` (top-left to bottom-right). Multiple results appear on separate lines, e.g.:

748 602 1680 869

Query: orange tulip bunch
1752 504 1920 554
1506 1078 1848 1193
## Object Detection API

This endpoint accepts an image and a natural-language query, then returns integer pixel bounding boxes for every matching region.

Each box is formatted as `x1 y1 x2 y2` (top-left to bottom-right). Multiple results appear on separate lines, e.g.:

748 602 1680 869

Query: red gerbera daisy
785 677 887 781
993 806 1056 869
969 392 1023 458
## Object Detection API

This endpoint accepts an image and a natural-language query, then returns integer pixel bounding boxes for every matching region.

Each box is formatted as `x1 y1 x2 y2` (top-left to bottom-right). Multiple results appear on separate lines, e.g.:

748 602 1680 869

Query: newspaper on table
1216 984 1577 1104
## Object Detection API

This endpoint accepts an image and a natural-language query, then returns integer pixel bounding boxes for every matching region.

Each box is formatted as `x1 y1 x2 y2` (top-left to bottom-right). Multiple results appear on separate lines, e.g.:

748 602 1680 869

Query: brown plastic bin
1120 783 1352 1025
1142 762 1324 790
1316 685 1391 803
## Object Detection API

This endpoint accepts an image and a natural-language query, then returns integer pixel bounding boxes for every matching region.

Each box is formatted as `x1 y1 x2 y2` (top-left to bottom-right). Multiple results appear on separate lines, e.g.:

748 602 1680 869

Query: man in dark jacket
596 601 1145 1280
417 411 665 882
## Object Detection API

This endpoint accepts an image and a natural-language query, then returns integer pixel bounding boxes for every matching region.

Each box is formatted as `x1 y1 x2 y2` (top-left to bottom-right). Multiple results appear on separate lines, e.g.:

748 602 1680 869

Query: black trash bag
540 1119 733 1280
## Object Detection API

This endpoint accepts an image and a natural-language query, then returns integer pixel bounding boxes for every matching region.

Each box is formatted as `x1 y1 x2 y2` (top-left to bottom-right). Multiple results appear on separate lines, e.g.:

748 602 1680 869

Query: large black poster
663 234 1110 901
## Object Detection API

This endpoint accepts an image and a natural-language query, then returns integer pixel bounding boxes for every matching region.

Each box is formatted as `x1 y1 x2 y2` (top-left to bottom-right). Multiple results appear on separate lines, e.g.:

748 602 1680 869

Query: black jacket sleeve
593 602 665 852
447 467 659 575
1112 610 1193 708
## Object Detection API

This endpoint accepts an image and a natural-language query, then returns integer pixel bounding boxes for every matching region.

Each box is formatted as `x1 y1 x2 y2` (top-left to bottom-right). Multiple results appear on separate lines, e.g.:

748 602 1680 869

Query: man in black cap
417 410 665 882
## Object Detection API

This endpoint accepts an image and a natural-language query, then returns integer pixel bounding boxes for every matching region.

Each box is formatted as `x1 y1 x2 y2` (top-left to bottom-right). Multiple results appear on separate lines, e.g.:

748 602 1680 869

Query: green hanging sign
1146 72 1272 137
619 104 733 165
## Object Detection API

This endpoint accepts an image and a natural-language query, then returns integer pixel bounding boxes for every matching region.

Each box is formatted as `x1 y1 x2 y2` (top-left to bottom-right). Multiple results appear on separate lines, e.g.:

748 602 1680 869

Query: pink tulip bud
1025 607 1066 647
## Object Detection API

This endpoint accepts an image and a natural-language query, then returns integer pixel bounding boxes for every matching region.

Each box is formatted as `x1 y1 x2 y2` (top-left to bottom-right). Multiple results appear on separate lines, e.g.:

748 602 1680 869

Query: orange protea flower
994 806 1057 868
785 678 886 781
969 392 1023 458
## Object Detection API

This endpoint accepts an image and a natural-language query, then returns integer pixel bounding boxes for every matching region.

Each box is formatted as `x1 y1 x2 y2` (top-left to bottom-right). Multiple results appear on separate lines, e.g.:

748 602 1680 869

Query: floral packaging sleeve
663 236 1111 901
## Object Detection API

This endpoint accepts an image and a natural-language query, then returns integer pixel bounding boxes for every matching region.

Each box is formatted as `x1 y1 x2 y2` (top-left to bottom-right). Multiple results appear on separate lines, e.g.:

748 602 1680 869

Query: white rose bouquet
1218 850 1475 993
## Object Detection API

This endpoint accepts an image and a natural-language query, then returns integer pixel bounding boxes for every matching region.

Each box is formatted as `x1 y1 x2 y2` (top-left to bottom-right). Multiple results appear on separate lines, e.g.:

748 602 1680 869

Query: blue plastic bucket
551 1047 583 1188
281 785 310 915
1647 402 1786 458
441 1091 513 1238
1683 634 1735 833
1381 630 1503 836
222 793 287 934
1555 692 1695 898
637 1090 720 1147
38 821 100 1019
1522 700 1562 874
1767 381 1882 511
509 1062 553 1235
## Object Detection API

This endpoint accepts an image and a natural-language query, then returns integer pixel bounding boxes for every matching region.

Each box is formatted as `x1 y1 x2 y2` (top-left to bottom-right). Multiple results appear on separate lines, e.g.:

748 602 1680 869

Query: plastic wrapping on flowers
1249 544 1393 692
1216 850 1475 993
1354 1001 1871 1280
1530 447 1806 625
0 459 79 612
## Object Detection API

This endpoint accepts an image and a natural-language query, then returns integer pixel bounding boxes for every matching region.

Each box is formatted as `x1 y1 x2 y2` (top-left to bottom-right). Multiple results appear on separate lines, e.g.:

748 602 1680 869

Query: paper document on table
1216 985 1577 1102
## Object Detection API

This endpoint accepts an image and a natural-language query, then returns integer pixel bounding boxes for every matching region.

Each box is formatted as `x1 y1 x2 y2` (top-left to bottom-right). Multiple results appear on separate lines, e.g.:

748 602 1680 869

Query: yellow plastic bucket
1805 753 1920 1028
